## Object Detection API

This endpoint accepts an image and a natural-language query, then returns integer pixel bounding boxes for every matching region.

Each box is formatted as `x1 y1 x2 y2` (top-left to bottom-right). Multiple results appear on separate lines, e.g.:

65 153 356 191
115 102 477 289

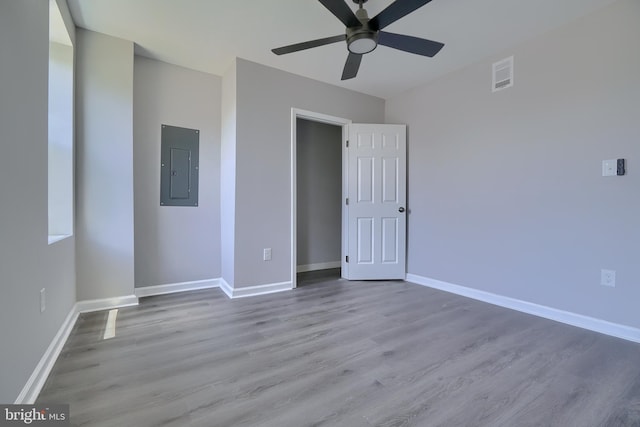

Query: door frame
290 108 351 288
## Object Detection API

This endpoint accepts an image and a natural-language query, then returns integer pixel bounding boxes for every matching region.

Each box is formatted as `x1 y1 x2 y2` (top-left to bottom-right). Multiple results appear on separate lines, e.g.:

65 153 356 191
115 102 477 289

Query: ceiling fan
272 0 444 80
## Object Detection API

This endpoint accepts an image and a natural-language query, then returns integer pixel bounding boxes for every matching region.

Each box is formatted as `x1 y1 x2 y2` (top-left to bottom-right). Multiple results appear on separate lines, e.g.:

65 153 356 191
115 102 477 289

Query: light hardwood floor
38 274 640 426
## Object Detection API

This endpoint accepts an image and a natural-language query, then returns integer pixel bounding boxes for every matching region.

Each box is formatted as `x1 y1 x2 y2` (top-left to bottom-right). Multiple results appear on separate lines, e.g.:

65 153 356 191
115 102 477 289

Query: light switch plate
602 159 616 176
601 269 616 287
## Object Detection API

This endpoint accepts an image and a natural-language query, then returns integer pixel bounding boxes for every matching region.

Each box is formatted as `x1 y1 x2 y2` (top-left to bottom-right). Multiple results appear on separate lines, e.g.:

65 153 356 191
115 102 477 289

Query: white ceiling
67 0 616 99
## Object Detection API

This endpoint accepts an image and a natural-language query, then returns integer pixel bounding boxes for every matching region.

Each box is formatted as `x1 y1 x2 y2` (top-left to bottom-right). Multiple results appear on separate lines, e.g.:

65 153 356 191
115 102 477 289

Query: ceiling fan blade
272 34 346 55
378 31 444 57
369 0 433 31
318 0 361 28
341 53 362 80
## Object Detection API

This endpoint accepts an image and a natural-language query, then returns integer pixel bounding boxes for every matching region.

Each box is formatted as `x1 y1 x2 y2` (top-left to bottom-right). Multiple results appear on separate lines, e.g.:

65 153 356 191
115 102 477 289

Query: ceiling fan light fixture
347 32 377 54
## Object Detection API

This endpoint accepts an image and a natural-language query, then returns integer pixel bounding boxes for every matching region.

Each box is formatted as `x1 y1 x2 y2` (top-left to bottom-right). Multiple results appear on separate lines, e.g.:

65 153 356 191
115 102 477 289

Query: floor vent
492 56 514 92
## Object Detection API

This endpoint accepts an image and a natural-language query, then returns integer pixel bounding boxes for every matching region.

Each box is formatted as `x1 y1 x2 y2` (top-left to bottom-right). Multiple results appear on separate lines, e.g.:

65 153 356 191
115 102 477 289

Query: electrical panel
160 124 199 207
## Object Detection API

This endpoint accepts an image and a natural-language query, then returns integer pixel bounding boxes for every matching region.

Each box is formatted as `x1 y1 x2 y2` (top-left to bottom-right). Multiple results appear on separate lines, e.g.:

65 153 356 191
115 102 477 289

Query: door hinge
346 198 349 205
346 140 349 148
346 256 349 263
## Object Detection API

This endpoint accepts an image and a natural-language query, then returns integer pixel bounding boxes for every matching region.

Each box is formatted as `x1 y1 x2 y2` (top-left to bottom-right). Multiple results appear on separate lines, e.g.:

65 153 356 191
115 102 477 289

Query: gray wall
296 119 342 268
228 58 385 289
386 0 640 328
0 0 76 402
133 57 222 287
76 29 135 300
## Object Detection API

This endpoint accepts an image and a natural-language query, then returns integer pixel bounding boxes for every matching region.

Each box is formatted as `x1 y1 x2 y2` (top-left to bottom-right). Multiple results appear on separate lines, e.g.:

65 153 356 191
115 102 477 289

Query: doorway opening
291 109 351 288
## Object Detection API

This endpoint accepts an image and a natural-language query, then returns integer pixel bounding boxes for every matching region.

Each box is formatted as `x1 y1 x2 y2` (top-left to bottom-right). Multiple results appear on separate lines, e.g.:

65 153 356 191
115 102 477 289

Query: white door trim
290 108 351 288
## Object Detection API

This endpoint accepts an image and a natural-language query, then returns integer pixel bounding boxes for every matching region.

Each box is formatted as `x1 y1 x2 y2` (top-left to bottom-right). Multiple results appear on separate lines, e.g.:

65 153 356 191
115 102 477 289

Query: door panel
358 157 374 202
382 157 398 202
381 217 399 263
346 124 406 280
357 217 374 263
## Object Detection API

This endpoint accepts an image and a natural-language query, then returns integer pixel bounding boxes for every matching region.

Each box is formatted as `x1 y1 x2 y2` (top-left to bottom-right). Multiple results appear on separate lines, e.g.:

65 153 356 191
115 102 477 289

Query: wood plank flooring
38 274 640 426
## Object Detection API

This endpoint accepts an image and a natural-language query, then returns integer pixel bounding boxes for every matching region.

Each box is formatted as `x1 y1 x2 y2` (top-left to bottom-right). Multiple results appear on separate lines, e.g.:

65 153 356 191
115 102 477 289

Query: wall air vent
492 56 514 92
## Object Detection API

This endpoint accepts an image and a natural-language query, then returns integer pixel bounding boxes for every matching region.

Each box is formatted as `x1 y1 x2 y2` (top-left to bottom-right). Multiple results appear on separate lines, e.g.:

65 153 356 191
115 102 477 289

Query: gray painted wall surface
133 57 221 287
231 59 385 288
76 29 135 300
0 0 76 403
220 61 237 287
296 119 342 267
386 0 640 327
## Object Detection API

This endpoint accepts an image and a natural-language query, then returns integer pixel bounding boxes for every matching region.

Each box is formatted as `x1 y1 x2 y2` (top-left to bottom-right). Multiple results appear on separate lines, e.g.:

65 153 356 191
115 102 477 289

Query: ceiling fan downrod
348 0 376 54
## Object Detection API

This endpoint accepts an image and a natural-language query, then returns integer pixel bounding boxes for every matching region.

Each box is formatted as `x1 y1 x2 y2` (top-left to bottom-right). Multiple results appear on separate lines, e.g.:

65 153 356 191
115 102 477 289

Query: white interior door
345 124 406 280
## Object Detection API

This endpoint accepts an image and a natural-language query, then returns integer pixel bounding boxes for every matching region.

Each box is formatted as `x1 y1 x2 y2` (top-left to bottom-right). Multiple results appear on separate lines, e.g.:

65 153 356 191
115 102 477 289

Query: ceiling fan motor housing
347 8 378 54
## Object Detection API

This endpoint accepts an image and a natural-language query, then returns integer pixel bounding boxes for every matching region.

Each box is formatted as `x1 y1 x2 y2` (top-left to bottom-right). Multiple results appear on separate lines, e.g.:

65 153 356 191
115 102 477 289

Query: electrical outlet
601 269 616 288
263 248 272 261
40 288 46 313
602 160 616 176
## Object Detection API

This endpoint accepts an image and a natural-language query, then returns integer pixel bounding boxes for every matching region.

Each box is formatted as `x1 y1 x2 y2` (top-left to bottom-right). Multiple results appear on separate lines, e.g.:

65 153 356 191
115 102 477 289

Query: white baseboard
406 273 640 344
219 278 233 299
135 278 220 298
220 280 292 299
232 281 292 298
296 261 341 273
15 305 78 404
75 294 139 313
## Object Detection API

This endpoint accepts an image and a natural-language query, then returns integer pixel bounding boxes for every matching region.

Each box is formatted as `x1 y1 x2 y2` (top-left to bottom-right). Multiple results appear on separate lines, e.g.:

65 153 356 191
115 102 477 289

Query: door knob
398 207 405 213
